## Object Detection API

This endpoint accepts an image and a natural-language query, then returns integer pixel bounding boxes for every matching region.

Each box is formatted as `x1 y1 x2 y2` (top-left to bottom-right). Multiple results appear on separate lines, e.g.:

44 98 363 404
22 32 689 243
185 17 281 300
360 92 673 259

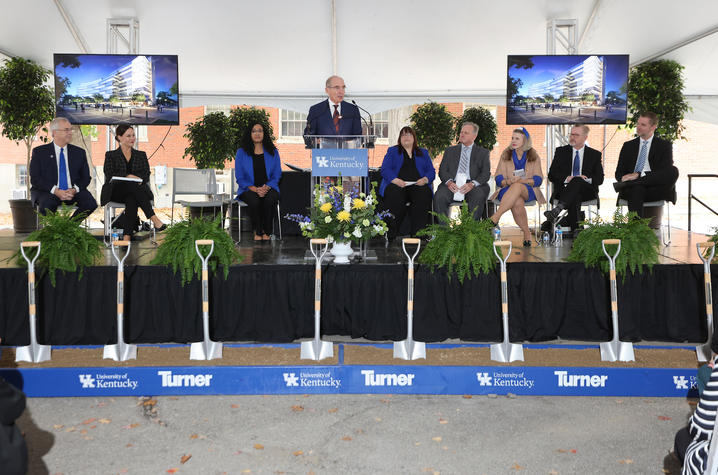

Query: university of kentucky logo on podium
311 149 368 177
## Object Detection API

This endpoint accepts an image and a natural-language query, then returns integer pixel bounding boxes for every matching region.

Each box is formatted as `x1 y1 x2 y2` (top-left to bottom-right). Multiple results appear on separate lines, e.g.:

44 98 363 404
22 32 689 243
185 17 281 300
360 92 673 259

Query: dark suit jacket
615 135 673 181
306 100 362 136
438 143 491 186
548 145 604 202
100 148 153 205
29 142 91 194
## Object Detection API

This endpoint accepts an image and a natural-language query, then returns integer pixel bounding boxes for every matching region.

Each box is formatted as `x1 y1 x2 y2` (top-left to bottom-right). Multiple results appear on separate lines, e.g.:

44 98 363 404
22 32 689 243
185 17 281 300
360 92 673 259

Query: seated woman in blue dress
379 126 435 240
235 122 282 241
489 127 546 246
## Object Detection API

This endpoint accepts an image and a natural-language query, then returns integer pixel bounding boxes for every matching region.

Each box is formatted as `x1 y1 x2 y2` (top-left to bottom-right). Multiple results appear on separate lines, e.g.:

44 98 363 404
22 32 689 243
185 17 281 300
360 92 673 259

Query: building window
205 105 231 116
16 164 27 187
280 109 308 138
363 111 389 139
136 125 149 142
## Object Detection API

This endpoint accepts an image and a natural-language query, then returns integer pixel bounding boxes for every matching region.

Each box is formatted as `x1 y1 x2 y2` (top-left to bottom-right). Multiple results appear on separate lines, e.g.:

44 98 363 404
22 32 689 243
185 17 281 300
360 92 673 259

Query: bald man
306 75 362 136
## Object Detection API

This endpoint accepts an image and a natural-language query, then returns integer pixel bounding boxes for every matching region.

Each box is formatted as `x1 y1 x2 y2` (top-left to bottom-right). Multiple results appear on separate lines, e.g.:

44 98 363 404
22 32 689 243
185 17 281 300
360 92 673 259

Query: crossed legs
490 183 531 242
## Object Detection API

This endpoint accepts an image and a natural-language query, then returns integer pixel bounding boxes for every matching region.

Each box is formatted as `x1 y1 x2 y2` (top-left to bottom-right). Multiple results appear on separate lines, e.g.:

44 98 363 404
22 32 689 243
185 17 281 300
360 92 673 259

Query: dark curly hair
240 122 276 156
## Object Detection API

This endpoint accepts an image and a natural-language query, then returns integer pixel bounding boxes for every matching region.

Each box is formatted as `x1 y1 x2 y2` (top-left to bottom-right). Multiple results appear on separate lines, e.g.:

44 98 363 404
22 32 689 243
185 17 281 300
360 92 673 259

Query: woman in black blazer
101 124 166 240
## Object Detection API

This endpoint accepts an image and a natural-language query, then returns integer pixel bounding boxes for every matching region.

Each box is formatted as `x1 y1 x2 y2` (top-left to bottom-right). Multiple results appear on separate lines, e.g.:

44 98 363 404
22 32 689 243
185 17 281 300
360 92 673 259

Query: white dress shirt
328 99 341 118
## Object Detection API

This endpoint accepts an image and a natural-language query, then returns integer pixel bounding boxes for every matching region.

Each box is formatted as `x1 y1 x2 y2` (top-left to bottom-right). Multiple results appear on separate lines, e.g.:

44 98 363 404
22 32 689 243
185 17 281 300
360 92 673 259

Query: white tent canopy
1 0 717 118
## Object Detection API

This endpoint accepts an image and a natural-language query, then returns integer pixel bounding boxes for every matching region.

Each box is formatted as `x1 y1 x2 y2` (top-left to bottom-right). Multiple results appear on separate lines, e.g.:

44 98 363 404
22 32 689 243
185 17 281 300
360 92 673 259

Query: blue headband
521 127 530 139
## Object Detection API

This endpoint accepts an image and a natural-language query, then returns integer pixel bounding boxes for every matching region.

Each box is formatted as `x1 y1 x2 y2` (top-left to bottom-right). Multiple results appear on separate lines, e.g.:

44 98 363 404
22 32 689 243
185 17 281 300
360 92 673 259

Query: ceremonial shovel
393 238 425 360
103 240 137 361
599 239 635 362
695 242 715 362
16 241 51 363
490 240 524 362
301 238 333 360
190 240 223 360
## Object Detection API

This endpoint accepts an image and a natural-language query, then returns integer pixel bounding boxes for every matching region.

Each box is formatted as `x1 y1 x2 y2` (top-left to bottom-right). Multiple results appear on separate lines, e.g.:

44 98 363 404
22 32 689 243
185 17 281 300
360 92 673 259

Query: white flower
373 224 383 233
344 232 351 238
365 195 374 206
327 235 334 243
324 216 332 223
343 196 351 213
352 227 362 238
362 219 370 227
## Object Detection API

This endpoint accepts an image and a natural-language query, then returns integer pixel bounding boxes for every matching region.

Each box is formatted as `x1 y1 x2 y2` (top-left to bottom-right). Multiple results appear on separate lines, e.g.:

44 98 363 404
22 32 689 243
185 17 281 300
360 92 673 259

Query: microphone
352 100 375 148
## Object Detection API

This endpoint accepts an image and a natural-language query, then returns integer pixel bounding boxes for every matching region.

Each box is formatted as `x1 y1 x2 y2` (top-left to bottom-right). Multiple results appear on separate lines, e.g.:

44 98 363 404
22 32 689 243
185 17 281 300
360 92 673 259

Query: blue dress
495 150 541 202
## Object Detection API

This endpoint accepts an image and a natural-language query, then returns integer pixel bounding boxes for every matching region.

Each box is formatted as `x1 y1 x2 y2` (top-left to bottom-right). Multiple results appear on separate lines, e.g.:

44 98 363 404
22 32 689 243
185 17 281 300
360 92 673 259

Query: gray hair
325 75 343 88
49 117 71 132
461 121 479 135
573 124 590 136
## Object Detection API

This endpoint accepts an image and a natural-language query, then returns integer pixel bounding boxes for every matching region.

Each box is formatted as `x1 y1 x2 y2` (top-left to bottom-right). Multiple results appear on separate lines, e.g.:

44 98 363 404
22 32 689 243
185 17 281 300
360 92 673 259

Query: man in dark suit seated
305 75 362 139
433 122 491 221
30 117 97 218
612 111 679 217
543 124 604 236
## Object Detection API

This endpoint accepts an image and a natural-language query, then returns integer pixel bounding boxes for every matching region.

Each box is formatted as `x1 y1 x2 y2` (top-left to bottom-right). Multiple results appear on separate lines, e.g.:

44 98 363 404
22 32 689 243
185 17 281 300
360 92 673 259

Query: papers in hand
111 176 142 183
453 173 467 201
403 181 417 187
513 169 526 178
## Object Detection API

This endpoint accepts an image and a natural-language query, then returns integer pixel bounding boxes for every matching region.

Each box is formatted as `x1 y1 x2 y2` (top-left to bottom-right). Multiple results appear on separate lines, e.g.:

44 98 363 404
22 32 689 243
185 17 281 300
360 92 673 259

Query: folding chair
170 168 228 225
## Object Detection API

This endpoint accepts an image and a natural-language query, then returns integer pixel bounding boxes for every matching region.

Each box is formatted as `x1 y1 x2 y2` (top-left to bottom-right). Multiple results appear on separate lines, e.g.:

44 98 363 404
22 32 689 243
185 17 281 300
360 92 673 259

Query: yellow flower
337 210 351 222
320 202 332 213
352 198 366 209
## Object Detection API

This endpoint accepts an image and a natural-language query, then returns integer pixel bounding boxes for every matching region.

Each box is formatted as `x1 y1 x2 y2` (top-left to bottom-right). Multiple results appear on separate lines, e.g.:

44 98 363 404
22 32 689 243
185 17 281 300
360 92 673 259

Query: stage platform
0 227 714 398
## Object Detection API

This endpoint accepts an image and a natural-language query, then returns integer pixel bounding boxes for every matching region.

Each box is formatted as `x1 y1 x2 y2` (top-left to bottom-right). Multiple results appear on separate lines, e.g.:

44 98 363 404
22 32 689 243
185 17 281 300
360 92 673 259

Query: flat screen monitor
506 54 629 125
53 53 179 125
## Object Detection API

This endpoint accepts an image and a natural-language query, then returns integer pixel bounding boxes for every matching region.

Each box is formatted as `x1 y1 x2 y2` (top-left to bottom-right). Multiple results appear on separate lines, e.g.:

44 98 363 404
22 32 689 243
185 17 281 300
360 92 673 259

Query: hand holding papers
453 173 468 201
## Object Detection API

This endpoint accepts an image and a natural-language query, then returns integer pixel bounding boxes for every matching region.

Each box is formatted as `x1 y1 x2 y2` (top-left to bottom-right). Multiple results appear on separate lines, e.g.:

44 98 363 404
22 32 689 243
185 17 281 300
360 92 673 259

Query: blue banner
0 365 699 398
311 148 368 177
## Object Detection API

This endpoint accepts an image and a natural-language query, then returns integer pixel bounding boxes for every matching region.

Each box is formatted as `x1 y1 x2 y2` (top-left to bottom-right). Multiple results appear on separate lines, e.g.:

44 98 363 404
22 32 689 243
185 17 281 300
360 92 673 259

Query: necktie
634 141 648 173
58 147 68 190
458 146 470 177
572 150 580 176
332 105 340 133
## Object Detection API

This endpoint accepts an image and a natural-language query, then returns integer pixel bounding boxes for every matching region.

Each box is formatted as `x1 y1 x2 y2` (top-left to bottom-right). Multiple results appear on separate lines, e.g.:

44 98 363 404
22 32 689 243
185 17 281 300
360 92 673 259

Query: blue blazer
235 147 282 197
379 146 435 196
30 142 91 193
306 100 362 136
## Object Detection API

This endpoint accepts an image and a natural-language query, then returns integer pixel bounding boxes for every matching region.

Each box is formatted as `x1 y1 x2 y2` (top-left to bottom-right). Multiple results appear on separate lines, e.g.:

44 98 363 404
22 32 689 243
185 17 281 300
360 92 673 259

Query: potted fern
151 215 242 285
416 202 497 283
566 210 660 277
13 205 102 286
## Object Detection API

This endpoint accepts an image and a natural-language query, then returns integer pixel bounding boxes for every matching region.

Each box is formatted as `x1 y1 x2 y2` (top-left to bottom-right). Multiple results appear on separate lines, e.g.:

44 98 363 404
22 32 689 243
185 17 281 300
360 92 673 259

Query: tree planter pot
9 198 37 233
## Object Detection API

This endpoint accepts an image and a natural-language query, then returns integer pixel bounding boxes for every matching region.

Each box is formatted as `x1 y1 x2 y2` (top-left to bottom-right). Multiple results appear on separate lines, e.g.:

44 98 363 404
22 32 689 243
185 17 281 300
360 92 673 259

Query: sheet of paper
453 173 467 201
513 169 526 178
111 176 142 183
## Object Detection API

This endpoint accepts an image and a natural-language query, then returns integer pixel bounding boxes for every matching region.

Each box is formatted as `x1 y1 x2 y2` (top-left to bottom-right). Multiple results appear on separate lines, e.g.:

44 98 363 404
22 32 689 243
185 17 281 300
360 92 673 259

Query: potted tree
455 106 497 151
410 101 455 160
0 57 55 232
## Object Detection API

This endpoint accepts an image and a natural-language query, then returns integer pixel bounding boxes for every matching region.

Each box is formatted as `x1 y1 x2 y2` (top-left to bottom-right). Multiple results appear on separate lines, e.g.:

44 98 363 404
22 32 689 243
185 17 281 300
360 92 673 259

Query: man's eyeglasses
327 86 346 90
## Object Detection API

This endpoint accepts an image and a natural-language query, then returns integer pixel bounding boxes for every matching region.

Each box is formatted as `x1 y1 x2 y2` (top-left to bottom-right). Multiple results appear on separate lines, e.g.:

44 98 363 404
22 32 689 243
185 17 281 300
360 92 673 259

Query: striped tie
458 146 470 177
634 141 648 173
332 105 340 133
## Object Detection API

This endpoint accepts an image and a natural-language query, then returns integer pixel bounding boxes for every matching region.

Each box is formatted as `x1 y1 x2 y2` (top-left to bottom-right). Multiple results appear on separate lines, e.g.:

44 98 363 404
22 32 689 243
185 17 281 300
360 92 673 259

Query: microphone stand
351 100 375 149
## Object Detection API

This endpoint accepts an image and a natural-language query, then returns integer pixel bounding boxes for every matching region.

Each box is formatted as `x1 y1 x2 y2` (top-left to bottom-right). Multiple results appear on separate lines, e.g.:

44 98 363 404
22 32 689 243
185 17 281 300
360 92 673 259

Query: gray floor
19 393 689 474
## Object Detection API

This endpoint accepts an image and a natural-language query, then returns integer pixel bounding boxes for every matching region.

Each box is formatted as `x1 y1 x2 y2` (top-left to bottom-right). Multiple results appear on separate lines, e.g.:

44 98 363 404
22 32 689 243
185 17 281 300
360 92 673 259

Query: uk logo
283 373 299 387
476 373 493 386
79 374 96 388
673 376 689 390
315 156 329 167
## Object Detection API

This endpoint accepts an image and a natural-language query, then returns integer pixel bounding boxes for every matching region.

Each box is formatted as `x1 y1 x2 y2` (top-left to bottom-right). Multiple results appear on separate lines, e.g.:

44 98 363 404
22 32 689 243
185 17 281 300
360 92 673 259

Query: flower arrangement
285 178 390 243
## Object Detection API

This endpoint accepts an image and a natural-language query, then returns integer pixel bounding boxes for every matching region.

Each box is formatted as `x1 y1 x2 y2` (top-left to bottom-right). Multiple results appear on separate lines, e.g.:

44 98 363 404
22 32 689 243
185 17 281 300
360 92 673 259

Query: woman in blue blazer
235 122 282 241
379 126 435 240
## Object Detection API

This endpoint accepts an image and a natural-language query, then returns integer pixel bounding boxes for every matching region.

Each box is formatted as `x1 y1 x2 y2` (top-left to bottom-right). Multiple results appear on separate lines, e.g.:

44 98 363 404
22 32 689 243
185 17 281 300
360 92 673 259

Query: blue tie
58 147 68 189
572 150 580 176
634 141 648 173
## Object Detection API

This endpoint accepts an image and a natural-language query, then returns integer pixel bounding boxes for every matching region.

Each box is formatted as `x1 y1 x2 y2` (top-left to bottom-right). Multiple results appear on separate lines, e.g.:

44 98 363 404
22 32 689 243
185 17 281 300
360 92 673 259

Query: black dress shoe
540 220 552 232
544 207 562 222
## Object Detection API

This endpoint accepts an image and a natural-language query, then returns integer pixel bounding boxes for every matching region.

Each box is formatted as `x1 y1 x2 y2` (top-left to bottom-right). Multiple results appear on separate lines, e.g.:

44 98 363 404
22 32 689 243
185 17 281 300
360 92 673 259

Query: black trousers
109 181 155 236
553 178 597 229
32 188 97 219
239 188 279 235
618 166 679 217
382 183 433 239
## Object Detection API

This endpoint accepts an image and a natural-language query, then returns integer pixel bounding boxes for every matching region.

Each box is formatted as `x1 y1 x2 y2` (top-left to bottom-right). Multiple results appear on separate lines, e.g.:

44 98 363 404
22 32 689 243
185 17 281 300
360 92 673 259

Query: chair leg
663 202 672 246
275 203 282 241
